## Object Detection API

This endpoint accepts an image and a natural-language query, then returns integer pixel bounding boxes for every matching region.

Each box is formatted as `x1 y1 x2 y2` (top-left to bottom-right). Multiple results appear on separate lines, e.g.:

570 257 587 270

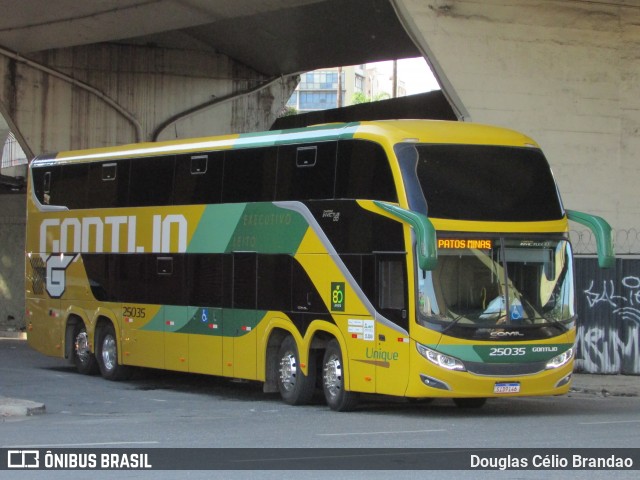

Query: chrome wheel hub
101 335 116 371
323 354 342 398
75 331 91 364
279 352 297 392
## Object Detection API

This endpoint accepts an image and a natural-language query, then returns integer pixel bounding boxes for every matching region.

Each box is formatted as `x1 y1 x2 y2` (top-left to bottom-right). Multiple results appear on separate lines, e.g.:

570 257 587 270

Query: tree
351 92 391 104
278 106 298 117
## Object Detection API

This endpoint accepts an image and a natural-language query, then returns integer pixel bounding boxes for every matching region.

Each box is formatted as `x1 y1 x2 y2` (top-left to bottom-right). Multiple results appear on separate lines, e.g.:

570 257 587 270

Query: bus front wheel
277 336 315 405
95 323 131 381
322 339 359 412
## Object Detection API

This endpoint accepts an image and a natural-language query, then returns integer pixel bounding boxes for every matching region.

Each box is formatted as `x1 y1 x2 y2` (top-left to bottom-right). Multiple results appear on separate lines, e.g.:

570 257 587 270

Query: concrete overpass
1 0 639 332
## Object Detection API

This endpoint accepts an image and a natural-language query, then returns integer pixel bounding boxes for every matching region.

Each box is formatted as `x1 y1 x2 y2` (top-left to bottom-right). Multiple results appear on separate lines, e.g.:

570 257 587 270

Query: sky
370 57 440 95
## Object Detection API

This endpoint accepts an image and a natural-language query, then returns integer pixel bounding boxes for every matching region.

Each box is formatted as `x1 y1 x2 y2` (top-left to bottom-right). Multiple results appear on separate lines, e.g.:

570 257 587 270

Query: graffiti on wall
575 259 640 375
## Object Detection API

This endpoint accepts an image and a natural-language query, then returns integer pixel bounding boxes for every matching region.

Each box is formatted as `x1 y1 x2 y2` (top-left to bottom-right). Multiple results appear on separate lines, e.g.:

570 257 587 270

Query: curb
0 331 27 340
0 397 46 417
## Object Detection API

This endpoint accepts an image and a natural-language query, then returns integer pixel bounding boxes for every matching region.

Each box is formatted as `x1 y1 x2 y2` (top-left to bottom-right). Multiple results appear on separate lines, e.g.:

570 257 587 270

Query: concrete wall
397 0 640 237
575 258 640 374
0 194 25 332
0 43 298 156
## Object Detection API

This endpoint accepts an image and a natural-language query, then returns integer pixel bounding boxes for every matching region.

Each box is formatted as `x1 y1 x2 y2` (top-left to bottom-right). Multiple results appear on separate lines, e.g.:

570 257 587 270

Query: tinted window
276 142 337 200
188 254 224 307
129 156 175 207
335 140 397 201
257 255 292 311
153 255 187 305
291 258 326 313
377 254 407 330
223 148 277 203
82 254 117 302
55 164 89 209
233 253 257 309
414 145 564 221
308 201 406 254
174 152 224 205
32 167 59 205
86 161 130 208
340 254 375 304
115 254 148 303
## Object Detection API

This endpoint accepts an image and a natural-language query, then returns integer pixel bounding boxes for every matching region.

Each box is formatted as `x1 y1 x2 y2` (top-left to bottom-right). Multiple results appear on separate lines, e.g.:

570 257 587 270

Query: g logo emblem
45 254 75 298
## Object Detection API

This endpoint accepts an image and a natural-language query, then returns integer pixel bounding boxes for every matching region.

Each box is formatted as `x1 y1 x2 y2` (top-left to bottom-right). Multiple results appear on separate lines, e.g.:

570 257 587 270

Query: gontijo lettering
39 214 187 254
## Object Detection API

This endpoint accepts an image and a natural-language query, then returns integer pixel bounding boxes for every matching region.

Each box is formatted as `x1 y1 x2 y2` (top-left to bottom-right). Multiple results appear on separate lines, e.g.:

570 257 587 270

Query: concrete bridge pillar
394 0 640 233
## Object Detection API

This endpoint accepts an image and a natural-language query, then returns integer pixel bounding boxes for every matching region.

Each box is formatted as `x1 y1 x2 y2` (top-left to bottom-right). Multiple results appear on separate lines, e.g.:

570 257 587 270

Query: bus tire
453 397 487 409
72 322 98 375
277 335 315 405
96 323 131 381
322 339 359 412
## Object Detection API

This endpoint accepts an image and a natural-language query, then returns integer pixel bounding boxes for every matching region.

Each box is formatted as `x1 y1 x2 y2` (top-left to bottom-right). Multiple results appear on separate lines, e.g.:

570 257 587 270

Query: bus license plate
494 382 520 394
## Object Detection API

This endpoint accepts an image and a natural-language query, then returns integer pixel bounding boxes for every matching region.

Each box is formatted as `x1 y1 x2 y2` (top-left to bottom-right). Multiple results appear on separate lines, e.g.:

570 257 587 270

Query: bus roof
32 120 540 166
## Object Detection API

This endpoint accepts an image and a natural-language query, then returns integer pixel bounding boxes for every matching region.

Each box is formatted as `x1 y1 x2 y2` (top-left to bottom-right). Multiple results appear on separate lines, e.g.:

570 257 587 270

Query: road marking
579 420 640 425
3 441 160 448
317 429 446 437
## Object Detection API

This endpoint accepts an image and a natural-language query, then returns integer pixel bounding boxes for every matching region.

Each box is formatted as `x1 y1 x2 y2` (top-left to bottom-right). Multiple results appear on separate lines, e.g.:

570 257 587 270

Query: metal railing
1 133 28 169
571 229 640 256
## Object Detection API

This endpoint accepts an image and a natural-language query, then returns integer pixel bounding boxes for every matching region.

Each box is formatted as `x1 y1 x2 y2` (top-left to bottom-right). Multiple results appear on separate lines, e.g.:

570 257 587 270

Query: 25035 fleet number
122 306 146 319
489 347 526 357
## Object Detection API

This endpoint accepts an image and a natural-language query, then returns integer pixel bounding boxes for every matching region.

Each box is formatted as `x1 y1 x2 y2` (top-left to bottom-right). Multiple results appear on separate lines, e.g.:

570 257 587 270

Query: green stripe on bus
226 203 309 254
234 122 359 148
141 306 267 338
187 203 309 254
187 203 247 253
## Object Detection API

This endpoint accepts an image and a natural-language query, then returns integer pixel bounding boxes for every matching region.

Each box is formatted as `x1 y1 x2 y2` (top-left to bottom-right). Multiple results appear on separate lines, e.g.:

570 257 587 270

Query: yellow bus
25 120 613 410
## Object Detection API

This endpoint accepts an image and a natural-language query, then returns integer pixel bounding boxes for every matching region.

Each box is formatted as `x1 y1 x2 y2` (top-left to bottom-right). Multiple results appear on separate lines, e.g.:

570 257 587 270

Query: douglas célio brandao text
470 453 634 470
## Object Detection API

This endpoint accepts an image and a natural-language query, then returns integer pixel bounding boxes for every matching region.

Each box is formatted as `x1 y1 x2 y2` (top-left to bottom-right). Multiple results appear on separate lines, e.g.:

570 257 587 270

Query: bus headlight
546 347 574 370
416 343 466 371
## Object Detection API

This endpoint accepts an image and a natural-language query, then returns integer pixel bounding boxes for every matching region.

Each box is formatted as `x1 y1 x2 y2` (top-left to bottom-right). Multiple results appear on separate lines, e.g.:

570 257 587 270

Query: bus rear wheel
277 336 315 405
96 323 131 381
72 323 98 375
322 339 359 412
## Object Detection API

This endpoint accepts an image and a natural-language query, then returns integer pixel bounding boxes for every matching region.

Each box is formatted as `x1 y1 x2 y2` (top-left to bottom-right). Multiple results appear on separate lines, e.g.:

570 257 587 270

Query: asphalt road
1 338 638 479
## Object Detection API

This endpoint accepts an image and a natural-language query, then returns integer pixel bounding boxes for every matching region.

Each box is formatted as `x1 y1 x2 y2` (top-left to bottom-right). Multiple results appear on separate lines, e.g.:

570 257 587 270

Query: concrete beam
0 43 298 155
396 0 640 233
0 0 323 54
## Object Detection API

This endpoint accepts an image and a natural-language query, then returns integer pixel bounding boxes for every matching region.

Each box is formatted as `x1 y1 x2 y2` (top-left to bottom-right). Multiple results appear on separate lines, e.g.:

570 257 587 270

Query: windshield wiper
441 312 469 334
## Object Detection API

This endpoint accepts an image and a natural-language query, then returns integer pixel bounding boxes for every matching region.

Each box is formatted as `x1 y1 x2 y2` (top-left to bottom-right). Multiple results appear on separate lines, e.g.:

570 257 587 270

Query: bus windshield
413 144 564 221
417 238 575 331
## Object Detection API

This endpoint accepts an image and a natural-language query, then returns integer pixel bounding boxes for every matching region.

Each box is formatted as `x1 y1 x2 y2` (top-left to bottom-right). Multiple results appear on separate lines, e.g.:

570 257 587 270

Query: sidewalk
570 372 640 397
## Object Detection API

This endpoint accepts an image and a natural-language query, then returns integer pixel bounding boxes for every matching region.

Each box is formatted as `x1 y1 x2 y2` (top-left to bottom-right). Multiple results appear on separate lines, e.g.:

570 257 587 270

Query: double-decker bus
25 120 613 410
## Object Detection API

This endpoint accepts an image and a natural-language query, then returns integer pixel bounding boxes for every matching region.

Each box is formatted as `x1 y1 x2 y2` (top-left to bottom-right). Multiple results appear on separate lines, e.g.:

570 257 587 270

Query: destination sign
437 238 493 249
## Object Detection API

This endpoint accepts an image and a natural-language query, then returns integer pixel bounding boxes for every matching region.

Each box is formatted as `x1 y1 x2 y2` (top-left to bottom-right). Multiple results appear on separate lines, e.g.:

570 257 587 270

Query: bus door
373 253 410 395
223 252 259 379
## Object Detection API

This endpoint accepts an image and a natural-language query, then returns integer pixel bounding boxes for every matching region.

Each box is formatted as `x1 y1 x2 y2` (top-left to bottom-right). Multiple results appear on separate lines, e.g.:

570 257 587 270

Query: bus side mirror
566 210 615 268
373 201 438 271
